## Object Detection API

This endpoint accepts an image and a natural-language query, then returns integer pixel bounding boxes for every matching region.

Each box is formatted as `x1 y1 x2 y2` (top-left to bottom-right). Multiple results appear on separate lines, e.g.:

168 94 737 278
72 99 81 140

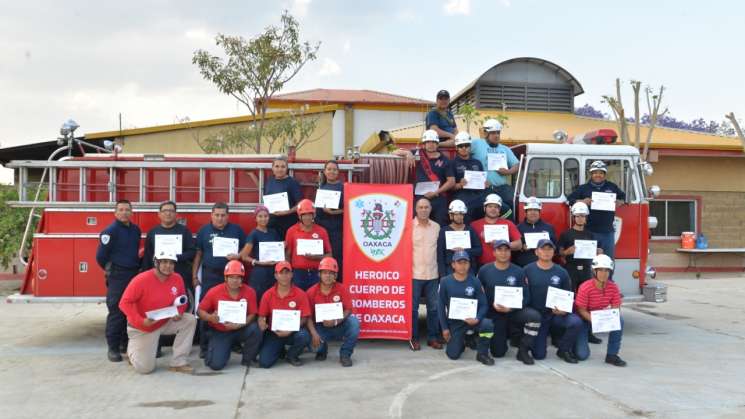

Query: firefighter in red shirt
471 194 522 266
257 261 312 368
119 250 196 374
284 199 332 291
306 257 360 367
197 260 262 371
574 254 627 367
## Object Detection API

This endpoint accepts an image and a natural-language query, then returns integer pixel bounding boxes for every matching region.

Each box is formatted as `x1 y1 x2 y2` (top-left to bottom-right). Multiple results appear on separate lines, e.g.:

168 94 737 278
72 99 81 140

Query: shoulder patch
100 234 110 245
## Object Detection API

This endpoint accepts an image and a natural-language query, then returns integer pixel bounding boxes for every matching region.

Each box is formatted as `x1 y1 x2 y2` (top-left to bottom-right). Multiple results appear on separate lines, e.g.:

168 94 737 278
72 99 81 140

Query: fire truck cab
512 142 656 300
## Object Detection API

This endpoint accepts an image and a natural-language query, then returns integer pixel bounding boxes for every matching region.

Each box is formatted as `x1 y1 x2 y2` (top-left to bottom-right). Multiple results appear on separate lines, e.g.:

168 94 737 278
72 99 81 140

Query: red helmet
319 257 339 273
297 199 315 216
224 260 245 277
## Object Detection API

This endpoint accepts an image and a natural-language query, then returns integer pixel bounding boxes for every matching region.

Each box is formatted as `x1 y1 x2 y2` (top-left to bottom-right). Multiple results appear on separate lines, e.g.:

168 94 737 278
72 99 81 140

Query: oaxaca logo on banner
343 183 413 340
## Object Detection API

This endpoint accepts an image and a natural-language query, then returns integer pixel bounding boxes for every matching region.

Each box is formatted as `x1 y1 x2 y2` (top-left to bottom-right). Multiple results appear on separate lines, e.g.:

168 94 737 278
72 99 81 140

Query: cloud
184 28 211 41
443 0 470 16
291 0 312 18
318 58 341 76
342 40 351 54
394 8 418 23
501 0 511 7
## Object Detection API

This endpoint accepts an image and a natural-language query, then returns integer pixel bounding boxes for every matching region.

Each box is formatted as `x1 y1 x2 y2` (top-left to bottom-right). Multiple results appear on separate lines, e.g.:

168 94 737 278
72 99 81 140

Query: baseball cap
536 239 556 249
492 239 511 249
274 261 292 273
437 89 450 99
452 250 470 262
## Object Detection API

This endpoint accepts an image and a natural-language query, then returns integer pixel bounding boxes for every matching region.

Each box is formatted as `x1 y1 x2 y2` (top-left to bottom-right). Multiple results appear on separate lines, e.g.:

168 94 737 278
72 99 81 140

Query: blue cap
536 238 556 249
492 239 511 249
452 250 470 262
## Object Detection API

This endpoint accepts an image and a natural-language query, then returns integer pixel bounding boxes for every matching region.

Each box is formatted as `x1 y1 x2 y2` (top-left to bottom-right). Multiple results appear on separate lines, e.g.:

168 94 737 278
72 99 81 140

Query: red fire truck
5 130 659 303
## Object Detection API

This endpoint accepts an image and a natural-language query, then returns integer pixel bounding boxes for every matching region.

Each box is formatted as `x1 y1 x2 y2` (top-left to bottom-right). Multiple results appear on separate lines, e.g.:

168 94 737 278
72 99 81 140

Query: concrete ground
1 272 744 419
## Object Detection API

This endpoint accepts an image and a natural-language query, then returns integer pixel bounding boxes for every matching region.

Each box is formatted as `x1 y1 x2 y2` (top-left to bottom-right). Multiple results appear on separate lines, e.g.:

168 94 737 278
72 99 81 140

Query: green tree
192 11 320 153
0 186 35 269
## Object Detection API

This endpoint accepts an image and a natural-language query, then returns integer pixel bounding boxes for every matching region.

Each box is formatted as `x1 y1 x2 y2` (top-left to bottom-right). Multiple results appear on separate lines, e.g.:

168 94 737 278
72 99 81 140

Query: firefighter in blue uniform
96 199 141 362
193 201 246 358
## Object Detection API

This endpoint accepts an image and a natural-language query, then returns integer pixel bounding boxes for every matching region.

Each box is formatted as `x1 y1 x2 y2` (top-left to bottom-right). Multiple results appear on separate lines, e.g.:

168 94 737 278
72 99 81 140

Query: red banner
343 183 413 340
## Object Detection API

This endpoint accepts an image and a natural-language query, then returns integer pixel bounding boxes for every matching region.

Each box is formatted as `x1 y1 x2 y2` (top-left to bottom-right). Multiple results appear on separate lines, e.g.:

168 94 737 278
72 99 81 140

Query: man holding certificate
437 251 493 365
193 202 246 358
471 194 522 266
257 261 312 368
119 251 196 374
142 201 196 296
451 132 488 222
477 240 541 365
394 129 455 226
197 260 262 371
574 255 627 367
524 239 583 364
515 197 557 267
284 199 332 291
305 257 359 367
567 160 626 259
469 119 519 221
437 200 482 277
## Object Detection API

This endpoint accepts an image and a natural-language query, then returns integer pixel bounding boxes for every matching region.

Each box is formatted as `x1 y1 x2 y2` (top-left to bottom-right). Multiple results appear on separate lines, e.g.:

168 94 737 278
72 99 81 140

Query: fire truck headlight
648 216 658 229
648 185 661 198
642 162 654 176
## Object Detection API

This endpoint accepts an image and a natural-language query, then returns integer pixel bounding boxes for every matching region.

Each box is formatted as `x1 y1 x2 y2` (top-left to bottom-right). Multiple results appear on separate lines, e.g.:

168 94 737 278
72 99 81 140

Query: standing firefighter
96 199 141 363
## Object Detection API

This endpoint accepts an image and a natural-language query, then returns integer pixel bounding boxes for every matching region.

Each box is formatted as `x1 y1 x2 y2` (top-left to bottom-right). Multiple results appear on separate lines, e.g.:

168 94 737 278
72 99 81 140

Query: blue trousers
532 312 583 360
314 316 360 358
575 316 624 360
105 267 138 351
258 328 311 368
249 265 275 303
488 307 542 357
205 322 263 370
412 279 440 341
444 318 494 360
293 269 319 291
592 230 616 260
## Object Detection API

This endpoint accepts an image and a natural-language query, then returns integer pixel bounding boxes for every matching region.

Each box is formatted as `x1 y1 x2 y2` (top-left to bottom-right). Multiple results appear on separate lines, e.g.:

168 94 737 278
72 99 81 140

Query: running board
6 294 105 304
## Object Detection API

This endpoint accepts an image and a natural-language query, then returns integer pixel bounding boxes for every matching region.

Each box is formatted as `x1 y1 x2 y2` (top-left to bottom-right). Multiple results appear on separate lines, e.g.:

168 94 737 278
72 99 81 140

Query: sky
1 0 744 182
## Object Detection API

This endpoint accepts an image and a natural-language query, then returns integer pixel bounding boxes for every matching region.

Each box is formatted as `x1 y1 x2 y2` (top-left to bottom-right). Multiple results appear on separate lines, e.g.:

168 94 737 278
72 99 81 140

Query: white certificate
259 241 285 262
271 309 301 331
445 230 471 250
315 302 344 322
484 224 509 243
487 153 507 171
314 189 341 209
154 234 182 256
212 236 239 257
463 170 487 190
296 239 324 256
524 231 550 249
146 305 179 321
414 181 440 195
263 192 290 213
591 192 616 212
217 300 247 324
545 286 574 313
573 240 597 260
493 286 523 309
448 297 478 320
591 308 621 333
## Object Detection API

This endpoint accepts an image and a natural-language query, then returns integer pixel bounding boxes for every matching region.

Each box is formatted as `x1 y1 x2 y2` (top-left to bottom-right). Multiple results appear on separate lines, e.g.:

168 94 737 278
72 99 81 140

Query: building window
524 158 561 198
650 200 696 239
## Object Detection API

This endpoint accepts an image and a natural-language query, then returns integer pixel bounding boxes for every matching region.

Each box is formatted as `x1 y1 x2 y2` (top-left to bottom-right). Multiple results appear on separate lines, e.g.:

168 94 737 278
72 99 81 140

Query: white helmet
524 196 542 210
571 202 590 216
448 199 467 214
483 119 503 133
421 129 439 143
483 193 503 207
589 160 608 173
454 132 472 146
592 254 614 271
154 250 178 262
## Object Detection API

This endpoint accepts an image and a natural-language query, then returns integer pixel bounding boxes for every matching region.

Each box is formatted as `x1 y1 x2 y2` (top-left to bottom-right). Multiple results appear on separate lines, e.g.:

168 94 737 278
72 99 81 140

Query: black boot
588 333 603 344
517 347 534 365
